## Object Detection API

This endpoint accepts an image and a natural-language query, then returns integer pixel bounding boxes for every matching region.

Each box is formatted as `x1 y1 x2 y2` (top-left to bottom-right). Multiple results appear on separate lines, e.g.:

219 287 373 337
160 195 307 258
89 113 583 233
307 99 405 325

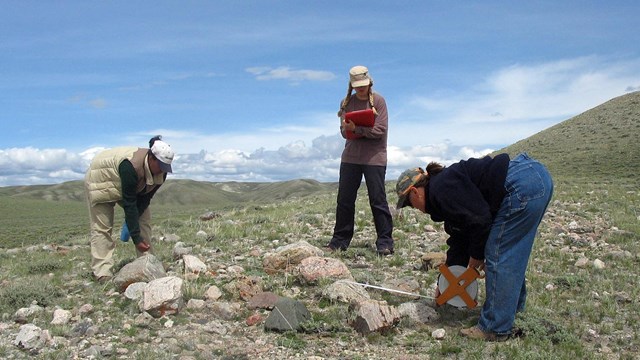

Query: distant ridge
0 178 336 208
152 178 336 206
496 91 640 181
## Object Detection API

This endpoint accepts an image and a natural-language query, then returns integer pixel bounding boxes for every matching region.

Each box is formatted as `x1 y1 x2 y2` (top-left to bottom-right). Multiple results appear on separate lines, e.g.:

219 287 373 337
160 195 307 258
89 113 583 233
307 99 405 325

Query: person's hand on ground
135 240 151 253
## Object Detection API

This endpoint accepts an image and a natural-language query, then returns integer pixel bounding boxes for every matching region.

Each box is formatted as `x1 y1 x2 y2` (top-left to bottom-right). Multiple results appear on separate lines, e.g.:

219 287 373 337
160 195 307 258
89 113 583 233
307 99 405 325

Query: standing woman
395 153 553 340
327 65 394 255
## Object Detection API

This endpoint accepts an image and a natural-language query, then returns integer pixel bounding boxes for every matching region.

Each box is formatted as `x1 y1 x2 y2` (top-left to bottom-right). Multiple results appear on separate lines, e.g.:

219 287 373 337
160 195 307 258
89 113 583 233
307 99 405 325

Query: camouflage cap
395 167 426 209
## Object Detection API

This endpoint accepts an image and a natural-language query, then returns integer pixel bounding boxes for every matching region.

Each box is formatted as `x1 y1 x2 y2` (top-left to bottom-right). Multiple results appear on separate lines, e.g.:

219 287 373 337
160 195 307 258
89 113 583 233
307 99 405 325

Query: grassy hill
495 91 640 182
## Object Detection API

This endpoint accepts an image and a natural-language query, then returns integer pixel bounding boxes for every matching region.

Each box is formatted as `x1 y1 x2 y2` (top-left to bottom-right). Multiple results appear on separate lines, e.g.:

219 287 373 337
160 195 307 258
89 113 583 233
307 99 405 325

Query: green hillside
495 91 640 182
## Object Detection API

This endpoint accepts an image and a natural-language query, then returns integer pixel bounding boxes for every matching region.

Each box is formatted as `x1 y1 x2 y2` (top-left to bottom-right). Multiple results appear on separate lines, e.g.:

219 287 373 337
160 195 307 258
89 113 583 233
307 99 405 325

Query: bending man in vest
84 136 175 283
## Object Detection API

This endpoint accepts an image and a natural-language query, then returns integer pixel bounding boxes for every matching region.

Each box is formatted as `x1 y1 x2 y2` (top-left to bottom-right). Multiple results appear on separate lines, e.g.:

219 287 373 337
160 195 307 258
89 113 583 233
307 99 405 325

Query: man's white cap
151 140 174 173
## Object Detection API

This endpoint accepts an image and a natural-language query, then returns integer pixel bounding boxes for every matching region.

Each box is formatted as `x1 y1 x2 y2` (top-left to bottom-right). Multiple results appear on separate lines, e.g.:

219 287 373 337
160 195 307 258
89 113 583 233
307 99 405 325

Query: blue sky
1 1 639 186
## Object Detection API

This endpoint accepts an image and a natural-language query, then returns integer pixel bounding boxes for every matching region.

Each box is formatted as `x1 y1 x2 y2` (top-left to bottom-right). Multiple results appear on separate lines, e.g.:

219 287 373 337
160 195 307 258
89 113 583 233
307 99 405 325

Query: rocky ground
0 188 637 359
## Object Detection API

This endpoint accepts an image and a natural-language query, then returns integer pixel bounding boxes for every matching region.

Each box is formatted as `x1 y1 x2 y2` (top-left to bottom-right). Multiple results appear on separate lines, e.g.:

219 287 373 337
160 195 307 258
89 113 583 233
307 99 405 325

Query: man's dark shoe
324 243 346 253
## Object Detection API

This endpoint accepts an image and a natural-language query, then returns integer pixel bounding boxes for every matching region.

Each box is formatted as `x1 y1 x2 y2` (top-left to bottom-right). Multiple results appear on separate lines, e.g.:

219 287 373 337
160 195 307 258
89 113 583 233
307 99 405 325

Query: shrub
0 277 64 314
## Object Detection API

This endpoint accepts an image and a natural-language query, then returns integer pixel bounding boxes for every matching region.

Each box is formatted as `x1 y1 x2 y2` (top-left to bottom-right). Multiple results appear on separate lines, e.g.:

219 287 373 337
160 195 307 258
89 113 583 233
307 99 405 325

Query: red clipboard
344 109 375 139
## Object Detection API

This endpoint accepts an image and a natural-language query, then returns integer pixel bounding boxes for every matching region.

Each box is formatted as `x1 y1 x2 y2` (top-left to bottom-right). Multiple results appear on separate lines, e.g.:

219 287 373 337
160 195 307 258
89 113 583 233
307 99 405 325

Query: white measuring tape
340 280 436 300
342 265 480 309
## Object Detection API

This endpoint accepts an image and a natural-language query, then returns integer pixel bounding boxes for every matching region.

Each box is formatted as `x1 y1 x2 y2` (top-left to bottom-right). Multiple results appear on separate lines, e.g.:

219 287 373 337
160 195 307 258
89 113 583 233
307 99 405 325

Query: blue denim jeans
478 153 553 335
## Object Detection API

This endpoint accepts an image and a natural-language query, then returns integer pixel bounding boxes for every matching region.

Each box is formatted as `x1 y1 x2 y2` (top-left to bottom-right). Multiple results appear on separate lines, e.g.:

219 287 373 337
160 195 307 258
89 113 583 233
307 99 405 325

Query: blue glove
120 222 130 242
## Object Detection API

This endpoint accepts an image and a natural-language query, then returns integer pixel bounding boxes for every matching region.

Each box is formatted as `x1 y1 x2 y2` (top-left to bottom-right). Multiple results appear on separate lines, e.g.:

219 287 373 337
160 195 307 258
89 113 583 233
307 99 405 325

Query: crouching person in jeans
395 152 553 341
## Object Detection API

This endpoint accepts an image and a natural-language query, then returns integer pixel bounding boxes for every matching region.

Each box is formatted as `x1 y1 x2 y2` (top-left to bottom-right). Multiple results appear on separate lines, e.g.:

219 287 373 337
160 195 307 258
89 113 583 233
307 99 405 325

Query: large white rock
138 276 184 318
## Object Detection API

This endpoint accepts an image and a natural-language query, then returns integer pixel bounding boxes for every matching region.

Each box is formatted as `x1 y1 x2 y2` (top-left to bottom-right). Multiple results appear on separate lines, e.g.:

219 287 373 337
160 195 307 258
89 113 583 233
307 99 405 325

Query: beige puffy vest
85 147 161 206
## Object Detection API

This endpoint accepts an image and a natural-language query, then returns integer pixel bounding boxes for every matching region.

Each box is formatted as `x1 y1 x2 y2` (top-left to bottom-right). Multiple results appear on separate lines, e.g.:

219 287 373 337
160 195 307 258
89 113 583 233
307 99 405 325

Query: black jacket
426 154 510 265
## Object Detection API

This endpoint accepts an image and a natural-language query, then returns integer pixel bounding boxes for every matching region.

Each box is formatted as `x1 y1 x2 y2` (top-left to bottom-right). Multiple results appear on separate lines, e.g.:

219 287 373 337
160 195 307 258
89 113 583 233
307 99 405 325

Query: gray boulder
264 298 311 332
113 254 166 293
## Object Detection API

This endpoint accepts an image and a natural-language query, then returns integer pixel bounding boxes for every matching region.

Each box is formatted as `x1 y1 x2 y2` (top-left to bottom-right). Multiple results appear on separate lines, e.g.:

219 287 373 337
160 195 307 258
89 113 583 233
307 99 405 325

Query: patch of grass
182 276 215 302
435 342 463 356
553 274 586 290
387 254 406 267
0 197 89 249
300 312 350 334
0 277 65 314
276 331 307 350
516 312 579 345
27 257 69 274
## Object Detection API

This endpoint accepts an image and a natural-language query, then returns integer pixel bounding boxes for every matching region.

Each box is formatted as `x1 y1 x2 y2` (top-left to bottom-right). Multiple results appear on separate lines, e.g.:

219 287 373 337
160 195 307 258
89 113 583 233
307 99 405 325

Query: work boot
459 326 509 342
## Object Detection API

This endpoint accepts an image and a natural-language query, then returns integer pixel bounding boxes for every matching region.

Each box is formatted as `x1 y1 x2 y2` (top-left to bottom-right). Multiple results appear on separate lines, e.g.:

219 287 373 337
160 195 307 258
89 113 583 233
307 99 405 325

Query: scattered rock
323 280 371 304
398 302 439 323
223 275 263 300
382 277 421 299
172 242 192 259
199 211 220 221
432 328 446 340
574 256 589 268
246 313 264 326
262 241 324 274
123 282 147 300
208 301 242 321
113 254 167 293
71 318 94 336
160 234 181 242
264 298 311 332
50 308 71 325
14 324 51 352
203 285 223 301
183 254 208 275
78 303 94 315
296 256 353 284
14 303 44 324
0 186 634 358
203 320 227 335
593 259 606 269
421 252 446 270
349 299 400 335
247 292 282 310
186 299 206 310
138 276 185 318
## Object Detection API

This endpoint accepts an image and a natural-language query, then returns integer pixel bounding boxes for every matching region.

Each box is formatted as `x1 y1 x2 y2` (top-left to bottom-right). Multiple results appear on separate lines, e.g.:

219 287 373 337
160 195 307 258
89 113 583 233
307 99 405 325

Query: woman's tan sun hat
349 65 372 87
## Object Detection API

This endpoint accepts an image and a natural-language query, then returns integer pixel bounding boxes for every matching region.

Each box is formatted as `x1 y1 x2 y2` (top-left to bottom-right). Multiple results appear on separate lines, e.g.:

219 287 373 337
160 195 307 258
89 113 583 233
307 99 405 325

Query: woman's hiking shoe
460 326 523 342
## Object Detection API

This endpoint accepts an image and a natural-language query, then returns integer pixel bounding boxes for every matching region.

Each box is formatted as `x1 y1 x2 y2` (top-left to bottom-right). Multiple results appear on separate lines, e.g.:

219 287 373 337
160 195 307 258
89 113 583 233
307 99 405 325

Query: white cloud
246 66 336 83
0 147 89 185
394 56 640 147
0 137 485 186
67 94 108 109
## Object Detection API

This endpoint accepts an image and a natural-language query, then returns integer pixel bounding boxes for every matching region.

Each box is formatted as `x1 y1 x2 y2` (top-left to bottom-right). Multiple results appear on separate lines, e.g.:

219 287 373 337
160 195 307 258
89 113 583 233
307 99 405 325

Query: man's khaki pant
88 201 153 278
